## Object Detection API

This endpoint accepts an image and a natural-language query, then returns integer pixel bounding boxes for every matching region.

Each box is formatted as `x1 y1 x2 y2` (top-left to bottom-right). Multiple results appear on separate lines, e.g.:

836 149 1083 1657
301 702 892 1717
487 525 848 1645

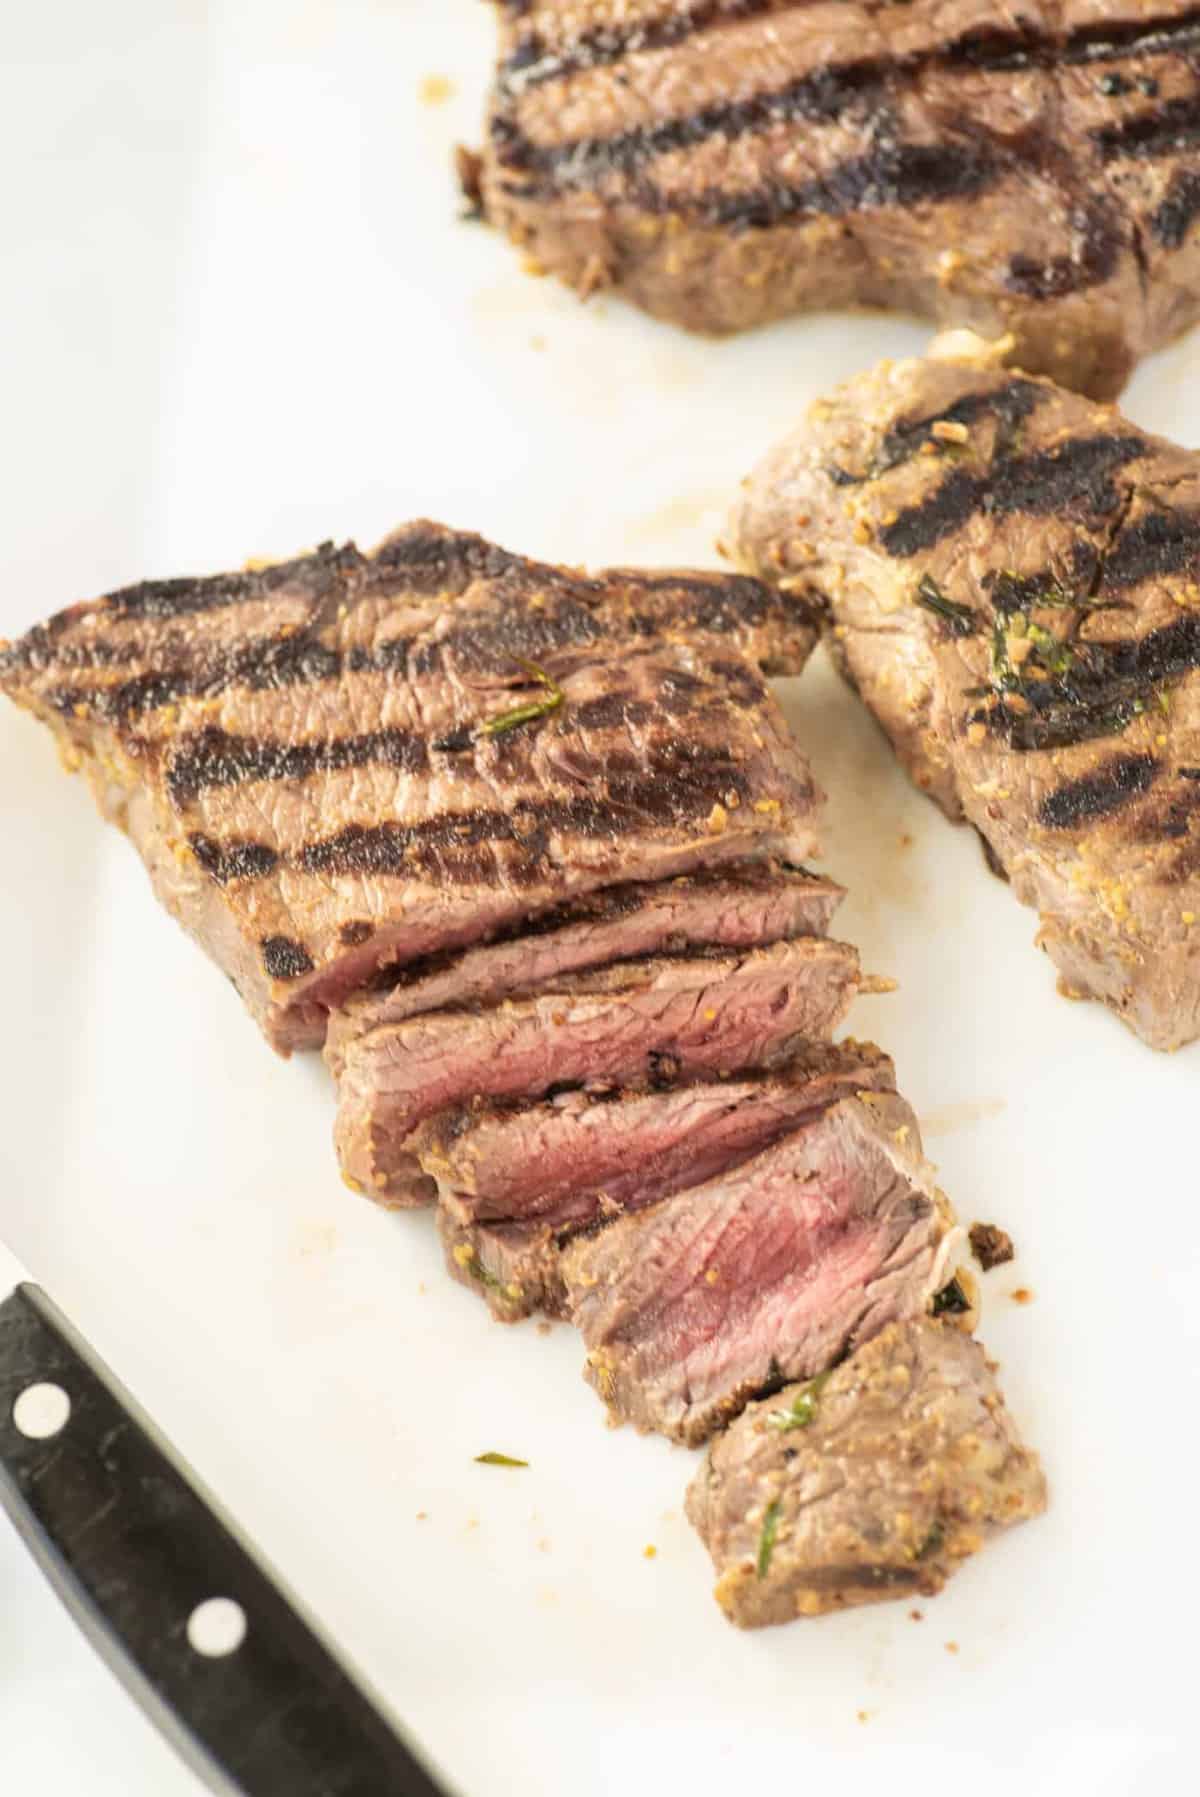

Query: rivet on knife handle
0 1283 451 1797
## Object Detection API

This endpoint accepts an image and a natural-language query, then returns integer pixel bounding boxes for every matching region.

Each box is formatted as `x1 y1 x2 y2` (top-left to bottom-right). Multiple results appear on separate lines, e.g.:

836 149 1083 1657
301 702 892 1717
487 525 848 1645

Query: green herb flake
475 1452 529 1468
917 1521 945 1560
756 1498 782 1579
914 574 977 637
931 1276 970 1318
481 658 565 738
766 1369 833 1432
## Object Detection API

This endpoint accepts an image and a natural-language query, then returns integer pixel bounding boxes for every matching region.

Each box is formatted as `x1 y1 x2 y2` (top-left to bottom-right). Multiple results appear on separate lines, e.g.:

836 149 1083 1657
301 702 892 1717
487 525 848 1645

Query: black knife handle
0 1282 451 1797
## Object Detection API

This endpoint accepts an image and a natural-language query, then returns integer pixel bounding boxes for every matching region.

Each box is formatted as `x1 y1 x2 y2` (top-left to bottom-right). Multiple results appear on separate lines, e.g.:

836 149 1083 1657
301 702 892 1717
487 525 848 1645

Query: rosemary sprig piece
482 657 565 737
914 574 977 637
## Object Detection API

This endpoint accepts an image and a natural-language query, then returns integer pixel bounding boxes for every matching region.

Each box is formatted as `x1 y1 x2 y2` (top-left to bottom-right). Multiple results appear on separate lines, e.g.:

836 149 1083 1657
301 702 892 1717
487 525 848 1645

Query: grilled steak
338 861 843 1042
478 1 1200 397
432 1040 897 1321
686 1317 1047 1626
562 1092 956 1445
331 935 863 1206
0 522 821 1053
735 334 1200 1050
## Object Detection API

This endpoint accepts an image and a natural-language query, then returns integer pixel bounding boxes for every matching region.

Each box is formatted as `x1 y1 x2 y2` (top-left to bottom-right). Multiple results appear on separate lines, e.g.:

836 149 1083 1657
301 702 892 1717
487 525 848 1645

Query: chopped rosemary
766 1370 833 1432
914 574 977 637
756 1498 782 1579
917 1521 945 1560
475 1452 529 1468
931 1276 970 1318
482 658 565 738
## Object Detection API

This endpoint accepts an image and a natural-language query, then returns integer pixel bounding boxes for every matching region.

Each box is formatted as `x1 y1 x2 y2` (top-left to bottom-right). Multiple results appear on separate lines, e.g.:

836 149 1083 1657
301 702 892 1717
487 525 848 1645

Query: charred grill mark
299 751 757 882
568 692 656 731
1005 199 1122 300
878 435 1147 558
1101 506 1200 589
1038 754 1160 829
47 632 346 725
372 526 525 595
499 1 788 91
1092 93 1200 162
828 379 1044 484
102 541 363 623
1151 167 1200 246
188 834 280 885
969 614 1200 753
166 724 429 807
492 10 1200 188
260 936 315 981
702 138 996 234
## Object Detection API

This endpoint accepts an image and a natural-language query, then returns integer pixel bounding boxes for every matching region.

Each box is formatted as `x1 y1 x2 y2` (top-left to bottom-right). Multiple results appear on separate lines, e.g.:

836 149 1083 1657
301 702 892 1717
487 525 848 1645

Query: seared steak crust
686 1317 1046 1626
0 522 821 1052
480 0 1200 396
735 336 1200 1050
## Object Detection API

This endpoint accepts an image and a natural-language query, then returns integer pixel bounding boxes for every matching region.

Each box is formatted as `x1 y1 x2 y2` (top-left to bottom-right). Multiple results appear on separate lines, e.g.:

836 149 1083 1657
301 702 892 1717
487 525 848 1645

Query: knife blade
0 1258 451 1796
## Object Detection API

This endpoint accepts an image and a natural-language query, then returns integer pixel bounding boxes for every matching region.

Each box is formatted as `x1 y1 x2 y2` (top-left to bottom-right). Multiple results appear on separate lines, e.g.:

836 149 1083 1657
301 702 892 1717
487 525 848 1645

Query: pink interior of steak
332 936 861 1204
429 1044 895 1234
564 1096 950 1444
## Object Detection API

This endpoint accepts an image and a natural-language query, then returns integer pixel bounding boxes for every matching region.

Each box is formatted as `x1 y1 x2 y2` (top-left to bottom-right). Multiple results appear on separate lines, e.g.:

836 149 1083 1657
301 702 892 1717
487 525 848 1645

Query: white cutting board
1 5 1198 1793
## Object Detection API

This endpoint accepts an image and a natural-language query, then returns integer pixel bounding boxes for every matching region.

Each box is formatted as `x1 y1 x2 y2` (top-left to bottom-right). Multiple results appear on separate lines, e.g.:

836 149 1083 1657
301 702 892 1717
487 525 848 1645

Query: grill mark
38 572 788 722
701 137 996 234
828 379 1044 484
1005 198 1122 300
103 541 363 623
970 614 1200 752
260 936 315 981
1092 93 1200 162
878 435 1147 558
1037 754 1160 829
299 752 759 881
491 10 1200 191
188 834 280 886
166 725 430 807
1182 766 1200 780
1101 506 1200 590
499 0 787 91
1151 167 1200 246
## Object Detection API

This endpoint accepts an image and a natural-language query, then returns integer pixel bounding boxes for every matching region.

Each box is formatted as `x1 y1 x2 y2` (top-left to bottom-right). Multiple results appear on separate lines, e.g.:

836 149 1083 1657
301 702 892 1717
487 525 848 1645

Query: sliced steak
562 1092 956 1445
0 522 821 1053
339 861 843 1044
331 934 863 1207
479 2 1200 397
686 1317 1047 1627
432 1040 897 1321
735 333 1200 1051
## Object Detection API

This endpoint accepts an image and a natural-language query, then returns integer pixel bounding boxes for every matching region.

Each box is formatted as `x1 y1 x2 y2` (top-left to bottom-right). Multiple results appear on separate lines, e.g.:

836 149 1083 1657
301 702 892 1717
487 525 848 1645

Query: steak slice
686 1317 1047 1627
562 1092 956 1446
431 1040 897 1321
331 935 862 1207
735 333 1200 1051
337 861 843 1046
479 2 1200 397
0 522 821 1053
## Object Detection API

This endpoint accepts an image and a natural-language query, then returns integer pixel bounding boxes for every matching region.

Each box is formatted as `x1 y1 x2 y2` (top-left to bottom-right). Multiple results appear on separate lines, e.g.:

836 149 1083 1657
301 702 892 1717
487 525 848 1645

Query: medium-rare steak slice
735 333 1200 1051
562 1092 956 1446
0 522 821 1053
431 1040 896 1321
478 1 1200 397
331 935 862 1207
686 1317 1047 1627
339 861 843 1043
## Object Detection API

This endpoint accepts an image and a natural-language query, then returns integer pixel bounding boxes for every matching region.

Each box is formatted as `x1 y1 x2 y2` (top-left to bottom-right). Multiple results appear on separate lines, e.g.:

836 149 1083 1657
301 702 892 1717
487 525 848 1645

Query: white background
2 5 1198 1793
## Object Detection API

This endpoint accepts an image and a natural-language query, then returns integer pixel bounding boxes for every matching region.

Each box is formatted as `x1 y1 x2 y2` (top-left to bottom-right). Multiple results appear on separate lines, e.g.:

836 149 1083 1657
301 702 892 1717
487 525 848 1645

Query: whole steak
477 0 1200 397
735 334 1200 1050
